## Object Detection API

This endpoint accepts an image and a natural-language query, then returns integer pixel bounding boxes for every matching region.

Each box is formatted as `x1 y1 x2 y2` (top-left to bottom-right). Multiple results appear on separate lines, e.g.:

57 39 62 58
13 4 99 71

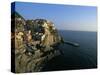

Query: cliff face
12 12 62 73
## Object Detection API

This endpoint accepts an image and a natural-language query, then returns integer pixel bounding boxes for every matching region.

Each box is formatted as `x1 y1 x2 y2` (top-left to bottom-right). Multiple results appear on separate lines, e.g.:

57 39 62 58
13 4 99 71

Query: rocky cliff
11 12 62 73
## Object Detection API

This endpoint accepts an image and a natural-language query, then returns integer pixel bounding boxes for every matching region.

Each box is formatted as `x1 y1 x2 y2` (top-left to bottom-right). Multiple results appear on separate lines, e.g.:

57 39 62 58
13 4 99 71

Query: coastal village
11 12 79 73
11 12 62 73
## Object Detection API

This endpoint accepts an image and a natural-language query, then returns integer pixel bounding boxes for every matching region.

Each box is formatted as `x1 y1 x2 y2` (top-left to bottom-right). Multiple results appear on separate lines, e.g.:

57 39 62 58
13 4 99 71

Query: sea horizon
57 29 97 33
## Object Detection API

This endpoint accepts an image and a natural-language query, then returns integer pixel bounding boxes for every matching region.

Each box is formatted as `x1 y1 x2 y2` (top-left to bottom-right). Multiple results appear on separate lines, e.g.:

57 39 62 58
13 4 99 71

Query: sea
42 30 97 71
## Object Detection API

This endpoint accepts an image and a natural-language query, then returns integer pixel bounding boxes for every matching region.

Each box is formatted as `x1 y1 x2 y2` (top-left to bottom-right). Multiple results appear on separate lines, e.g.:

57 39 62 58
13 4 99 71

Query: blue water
42 30 97 71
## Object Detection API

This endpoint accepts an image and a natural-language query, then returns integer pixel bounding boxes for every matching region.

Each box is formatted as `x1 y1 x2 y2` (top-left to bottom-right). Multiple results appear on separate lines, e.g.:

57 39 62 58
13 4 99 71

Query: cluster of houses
14 15 60 56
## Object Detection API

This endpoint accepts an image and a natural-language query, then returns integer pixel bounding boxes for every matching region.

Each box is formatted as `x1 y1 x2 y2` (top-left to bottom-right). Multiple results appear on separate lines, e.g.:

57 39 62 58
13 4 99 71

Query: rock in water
11 12 62 73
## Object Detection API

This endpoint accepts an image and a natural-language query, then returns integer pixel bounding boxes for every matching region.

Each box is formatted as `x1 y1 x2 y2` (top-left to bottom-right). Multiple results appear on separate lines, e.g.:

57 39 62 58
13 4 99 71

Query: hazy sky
14 2 97 32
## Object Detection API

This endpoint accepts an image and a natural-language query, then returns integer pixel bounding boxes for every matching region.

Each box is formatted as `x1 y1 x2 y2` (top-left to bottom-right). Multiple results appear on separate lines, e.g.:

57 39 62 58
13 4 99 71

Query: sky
13 2 97 31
